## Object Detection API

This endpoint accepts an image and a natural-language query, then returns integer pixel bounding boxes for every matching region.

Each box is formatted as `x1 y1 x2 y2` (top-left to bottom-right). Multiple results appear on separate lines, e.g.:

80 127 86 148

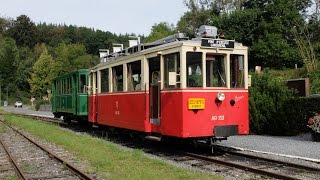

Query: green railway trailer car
51 69 89 121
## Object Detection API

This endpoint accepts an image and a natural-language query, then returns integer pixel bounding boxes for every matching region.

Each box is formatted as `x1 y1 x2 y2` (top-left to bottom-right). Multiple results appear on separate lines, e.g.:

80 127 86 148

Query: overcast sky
0 0 188 35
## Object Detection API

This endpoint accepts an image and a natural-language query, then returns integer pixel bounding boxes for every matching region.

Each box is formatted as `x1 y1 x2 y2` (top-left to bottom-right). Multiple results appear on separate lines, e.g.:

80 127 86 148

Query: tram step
92 124 99 128
145 135 162 141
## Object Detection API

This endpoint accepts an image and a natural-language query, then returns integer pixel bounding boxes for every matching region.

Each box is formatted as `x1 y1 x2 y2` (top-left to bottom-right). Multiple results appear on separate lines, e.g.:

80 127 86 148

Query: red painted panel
88 95 96 123
89 89 249 139
96 92 151 132
160 90 249 138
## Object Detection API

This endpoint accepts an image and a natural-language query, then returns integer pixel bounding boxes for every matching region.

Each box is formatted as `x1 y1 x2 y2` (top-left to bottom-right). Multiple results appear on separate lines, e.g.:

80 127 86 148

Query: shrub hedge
283 97 320 134
35 100 50 111
249 71 320 135
249 72 296 135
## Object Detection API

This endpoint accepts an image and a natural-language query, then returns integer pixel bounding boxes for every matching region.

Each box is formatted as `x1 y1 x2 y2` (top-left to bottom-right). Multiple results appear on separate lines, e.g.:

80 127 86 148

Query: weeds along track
171 148 320 180
0 119 93 180
0 131 22 179
7 113 320 179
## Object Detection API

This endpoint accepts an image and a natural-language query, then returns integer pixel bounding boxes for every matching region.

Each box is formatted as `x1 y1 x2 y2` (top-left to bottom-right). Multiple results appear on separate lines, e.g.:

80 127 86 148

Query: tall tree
0 17 13 35
0 35 19 88
145 22 176 42
29 47 54 97
178 0 220 37
52 43 98 77
15 47 35 92
8 15 38 47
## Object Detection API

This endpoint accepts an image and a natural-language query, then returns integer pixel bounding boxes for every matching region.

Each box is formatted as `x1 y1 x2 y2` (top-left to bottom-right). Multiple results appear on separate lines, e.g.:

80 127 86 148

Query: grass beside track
2 114 221 180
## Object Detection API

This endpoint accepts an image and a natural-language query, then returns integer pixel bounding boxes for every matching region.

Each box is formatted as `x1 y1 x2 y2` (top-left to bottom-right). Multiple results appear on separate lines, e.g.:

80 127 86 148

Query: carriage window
231 55 245 88
63 79 66 94
164 53 180 88
127 61 141 91
68 77 72 94
206 54 226 87
100 69 109 93
187 52 203 87
79 74 87 93
66 78 69 94
56 81 60 95
112 65 123 92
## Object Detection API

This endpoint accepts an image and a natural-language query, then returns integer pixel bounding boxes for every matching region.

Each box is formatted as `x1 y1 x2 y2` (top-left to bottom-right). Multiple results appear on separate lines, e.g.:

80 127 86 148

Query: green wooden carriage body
51 69 88 120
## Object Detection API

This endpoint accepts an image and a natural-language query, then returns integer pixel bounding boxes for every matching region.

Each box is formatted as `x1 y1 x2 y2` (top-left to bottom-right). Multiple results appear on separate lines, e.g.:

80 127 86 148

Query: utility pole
0 84 1 106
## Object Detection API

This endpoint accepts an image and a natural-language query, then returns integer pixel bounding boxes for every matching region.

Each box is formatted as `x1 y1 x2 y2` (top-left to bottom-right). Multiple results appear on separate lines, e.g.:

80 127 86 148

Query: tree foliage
0 35 19 87
51 43 98 77
181 0 314 69
249 72 296 135
145 22 176 43
29 47 54 96
7 15 38 48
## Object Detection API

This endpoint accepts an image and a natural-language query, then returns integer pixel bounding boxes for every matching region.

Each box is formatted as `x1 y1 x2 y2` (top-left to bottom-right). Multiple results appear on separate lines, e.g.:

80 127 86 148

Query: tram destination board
201 39 234 48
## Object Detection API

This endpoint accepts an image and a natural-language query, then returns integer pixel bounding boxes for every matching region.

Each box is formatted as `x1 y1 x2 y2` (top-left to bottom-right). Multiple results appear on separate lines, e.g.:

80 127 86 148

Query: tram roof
91 36 247 70
53 69 89 81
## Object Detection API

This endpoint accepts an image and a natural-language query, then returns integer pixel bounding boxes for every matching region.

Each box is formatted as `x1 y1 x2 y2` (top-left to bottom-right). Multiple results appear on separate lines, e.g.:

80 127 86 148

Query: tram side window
68 77 72 94
231 55 245 88
206 54 227 87
100 69 109 93
112 65 123 92
127 60 141 91
62 79 66 94
164 53 180 88
56 81 60 95
79 75 87 93
187 52 203 87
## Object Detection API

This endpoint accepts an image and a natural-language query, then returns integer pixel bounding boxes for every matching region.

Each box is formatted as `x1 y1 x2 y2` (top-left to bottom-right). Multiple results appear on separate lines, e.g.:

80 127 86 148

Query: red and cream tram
88 25 249 147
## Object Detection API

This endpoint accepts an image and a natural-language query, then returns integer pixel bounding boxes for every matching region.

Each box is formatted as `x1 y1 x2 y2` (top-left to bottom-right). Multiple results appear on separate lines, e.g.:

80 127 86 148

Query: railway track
0 119 93 180
5 113 320 179
175 149 320 180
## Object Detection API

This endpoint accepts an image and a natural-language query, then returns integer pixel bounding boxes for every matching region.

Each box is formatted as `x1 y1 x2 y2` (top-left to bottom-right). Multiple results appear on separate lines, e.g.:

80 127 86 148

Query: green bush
249 72 297 135
309 70 320 94
284 97 320 133
35 100 49 111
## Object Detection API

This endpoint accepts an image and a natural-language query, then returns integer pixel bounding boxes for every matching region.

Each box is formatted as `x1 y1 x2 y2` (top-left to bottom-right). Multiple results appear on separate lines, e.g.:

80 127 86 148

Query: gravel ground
0 120 80 179
218 134 320 162
3 106 320 166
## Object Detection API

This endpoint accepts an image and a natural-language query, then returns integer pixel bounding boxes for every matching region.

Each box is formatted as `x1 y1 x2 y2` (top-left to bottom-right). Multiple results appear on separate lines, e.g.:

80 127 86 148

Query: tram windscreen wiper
218 70 225 86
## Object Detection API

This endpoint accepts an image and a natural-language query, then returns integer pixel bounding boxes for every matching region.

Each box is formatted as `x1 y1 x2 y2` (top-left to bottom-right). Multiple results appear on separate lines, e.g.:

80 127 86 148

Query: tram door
149 57 161 125
89 72 98 123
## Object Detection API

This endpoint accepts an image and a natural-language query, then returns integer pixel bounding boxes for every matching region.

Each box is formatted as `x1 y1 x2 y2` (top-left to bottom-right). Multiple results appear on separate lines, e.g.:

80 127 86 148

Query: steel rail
217 145 320 172
183 152 300 180
7 113 320 178
0 120 94 180
0 135 28 180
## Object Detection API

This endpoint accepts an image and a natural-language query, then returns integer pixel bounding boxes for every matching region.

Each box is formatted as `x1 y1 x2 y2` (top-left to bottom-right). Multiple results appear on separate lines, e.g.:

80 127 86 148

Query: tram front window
206 54 226 87
231 55 245 88
164 53 180 88
187 52 203 87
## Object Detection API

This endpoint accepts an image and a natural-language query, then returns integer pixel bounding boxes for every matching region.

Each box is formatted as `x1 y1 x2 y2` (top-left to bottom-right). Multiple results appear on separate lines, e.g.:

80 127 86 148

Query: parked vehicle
14 101 23 108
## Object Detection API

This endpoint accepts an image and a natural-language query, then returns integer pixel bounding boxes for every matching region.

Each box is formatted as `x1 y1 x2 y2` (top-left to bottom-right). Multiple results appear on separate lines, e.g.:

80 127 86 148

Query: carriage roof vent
99 49 109 63
197 25 217 38
146 33 189 46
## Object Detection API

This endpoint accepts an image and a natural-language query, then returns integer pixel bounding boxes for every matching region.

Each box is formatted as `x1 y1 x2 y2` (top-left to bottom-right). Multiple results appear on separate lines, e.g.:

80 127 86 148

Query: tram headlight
217 92 225 101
